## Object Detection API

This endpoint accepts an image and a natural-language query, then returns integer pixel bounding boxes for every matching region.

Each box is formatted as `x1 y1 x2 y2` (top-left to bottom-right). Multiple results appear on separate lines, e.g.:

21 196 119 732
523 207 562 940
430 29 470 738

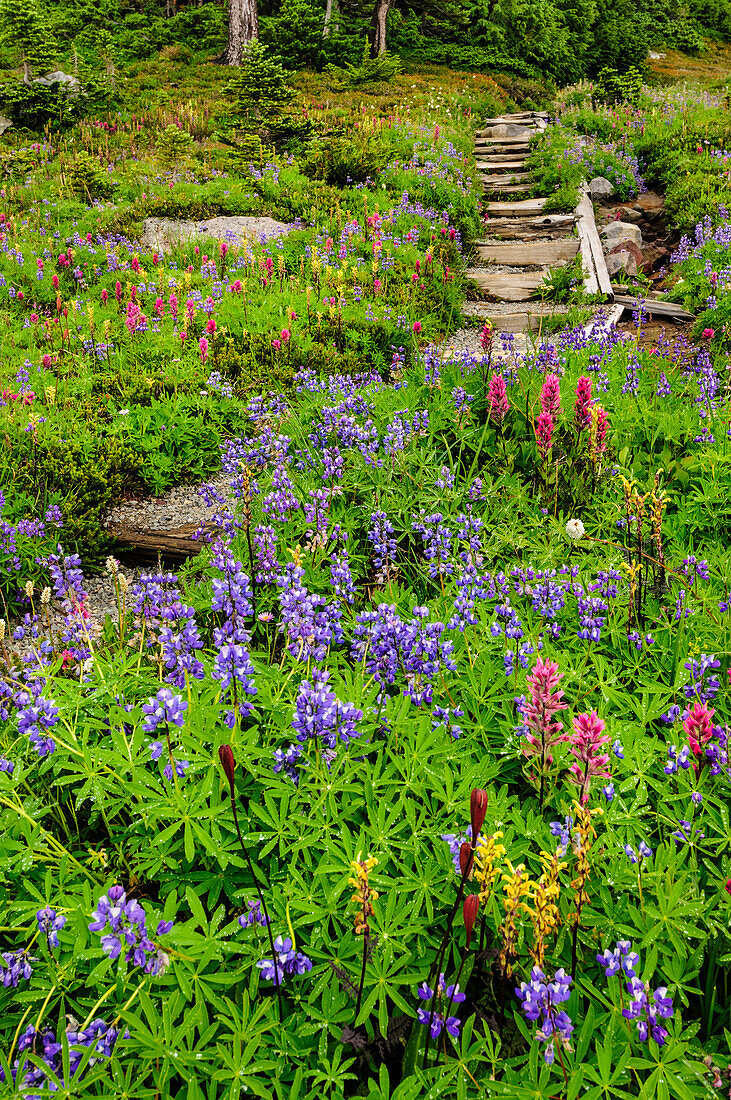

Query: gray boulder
478 124 534 139
141 215 291 254
589 176 615 198
33 71 81 97
0 116 12 136
601 221 643 248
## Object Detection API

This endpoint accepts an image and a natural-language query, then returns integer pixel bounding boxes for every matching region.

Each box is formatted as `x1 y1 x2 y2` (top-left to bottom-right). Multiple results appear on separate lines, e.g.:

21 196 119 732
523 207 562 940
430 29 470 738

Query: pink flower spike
536 411 554 458
684 701 714 757
487 372 509 424
574 376 592 429
540 373 561 418
568 711 611 803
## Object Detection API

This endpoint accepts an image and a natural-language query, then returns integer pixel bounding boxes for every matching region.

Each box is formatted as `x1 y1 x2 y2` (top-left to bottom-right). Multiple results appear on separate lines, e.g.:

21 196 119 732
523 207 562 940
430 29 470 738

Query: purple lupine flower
416 972 466 1039
277 563 344 663
1 950 33 987
622 974 674 1045
212 644 257 727
515 968 573 1065
36 907 66 948
252 524 279 584
256 935 312 985
412 512 453 578
210 543 253 645
17 696 59 757
141 688 188 733
88 885 173 976
238 899 269 929
273 743 306 785
330 548 357 604
432 705 464 740
368 510 397 580
291 668 362 749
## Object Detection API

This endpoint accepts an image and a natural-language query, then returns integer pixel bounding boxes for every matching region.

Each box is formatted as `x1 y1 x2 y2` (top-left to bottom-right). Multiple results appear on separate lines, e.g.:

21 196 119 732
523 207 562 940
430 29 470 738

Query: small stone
634 191 664 214
589 176 615 198
606 251 638 277
601 221 643 248
616 207 642 223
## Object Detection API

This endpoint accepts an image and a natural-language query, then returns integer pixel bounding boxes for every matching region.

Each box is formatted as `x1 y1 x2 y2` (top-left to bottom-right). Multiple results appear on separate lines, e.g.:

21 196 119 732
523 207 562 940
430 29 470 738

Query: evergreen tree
0 0 54 83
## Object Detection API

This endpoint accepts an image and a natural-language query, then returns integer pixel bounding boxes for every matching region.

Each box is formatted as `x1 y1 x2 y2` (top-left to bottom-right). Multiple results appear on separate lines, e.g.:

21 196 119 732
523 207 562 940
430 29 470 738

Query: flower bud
218 744 235 792
463 894 480 947
459 841 473 879
40 586 51 605
470 789 488 841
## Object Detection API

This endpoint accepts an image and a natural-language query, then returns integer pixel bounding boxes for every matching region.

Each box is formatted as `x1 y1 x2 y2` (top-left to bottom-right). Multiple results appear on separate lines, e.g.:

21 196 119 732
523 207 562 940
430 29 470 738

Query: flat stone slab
477 124 537 138
141 215 291 253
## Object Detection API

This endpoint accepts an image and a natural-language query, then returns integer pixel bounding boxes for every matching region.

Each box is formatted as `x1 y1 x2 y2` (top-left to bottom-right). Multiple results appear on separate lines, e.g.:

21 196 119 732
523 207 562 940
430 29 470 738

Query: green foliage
261 0 325 71
595 65 644 106
0 0 54 80
325 38 403 87
65 151 114 199
155 123 193 167
223 40 308 147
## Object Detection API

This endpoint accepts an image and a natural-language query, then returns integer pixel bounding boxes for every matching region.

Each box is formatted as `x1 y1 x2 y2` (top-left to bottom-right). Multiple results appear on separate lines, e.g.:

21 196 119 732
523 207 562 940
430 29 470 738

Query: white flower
119 408 130 416
566 518 585 539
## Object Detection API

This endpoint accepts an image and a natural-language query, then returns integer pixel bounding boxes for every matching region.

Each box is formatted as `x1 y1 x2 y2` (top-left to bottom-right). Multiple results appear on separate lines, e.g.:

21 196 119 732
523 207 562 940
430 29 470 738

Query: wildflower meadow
1 54 731 1100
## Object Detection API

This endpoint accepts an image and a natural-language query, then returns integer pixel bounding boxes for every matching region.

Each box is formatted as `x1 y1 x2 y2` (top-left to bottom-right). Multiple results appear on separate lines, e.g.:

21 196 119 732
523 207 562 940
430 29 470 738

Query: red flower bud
459 841 473 879
725 879 731 896
463 894 480 947
470 789 488 841
218 744 235 792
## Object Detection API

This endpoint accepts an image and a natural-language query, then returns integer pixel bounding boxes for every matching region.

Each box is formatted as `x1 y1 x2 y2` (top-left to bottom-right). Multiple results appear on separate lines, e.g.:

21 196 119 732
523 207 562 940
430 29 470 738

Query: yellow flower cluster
348 852 379 936
499 861 531 974
474 831 506 904
525 850 567 968
569 801 603 924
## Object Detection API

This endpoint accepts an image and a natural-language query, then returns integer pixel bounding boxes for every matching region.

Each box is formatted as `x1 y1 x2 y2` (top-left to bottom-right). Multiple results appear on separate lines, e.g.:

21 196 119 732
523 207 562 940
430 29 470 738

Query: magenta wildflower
519 656 568 804
536 412 554 459
540 374 561 419
487 372 509 424
574 376 592 429
567 710 611 804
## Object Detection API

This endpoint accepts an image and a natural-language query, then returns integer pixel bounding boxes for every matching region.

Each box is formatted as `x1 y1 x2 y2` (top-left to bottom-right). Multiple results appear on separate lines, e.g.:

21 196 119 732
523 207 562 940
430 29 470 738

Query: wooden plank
485 197 548 215
475 240 579 266
479 172 530 183
475 137 531 147
484 183 533 194
613 295 694 321
479 112 549 124
475 159 527 170
575 184 613 300
465 269 548 302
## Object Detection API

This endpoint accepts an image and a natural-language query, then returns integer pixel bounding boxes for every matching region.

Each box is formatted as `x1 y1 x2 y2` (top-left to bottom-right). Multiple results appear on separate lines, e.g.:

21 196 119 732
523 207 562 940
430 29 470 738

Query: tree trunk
368 0 389 56
323 0 339 38
221 0 258 65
